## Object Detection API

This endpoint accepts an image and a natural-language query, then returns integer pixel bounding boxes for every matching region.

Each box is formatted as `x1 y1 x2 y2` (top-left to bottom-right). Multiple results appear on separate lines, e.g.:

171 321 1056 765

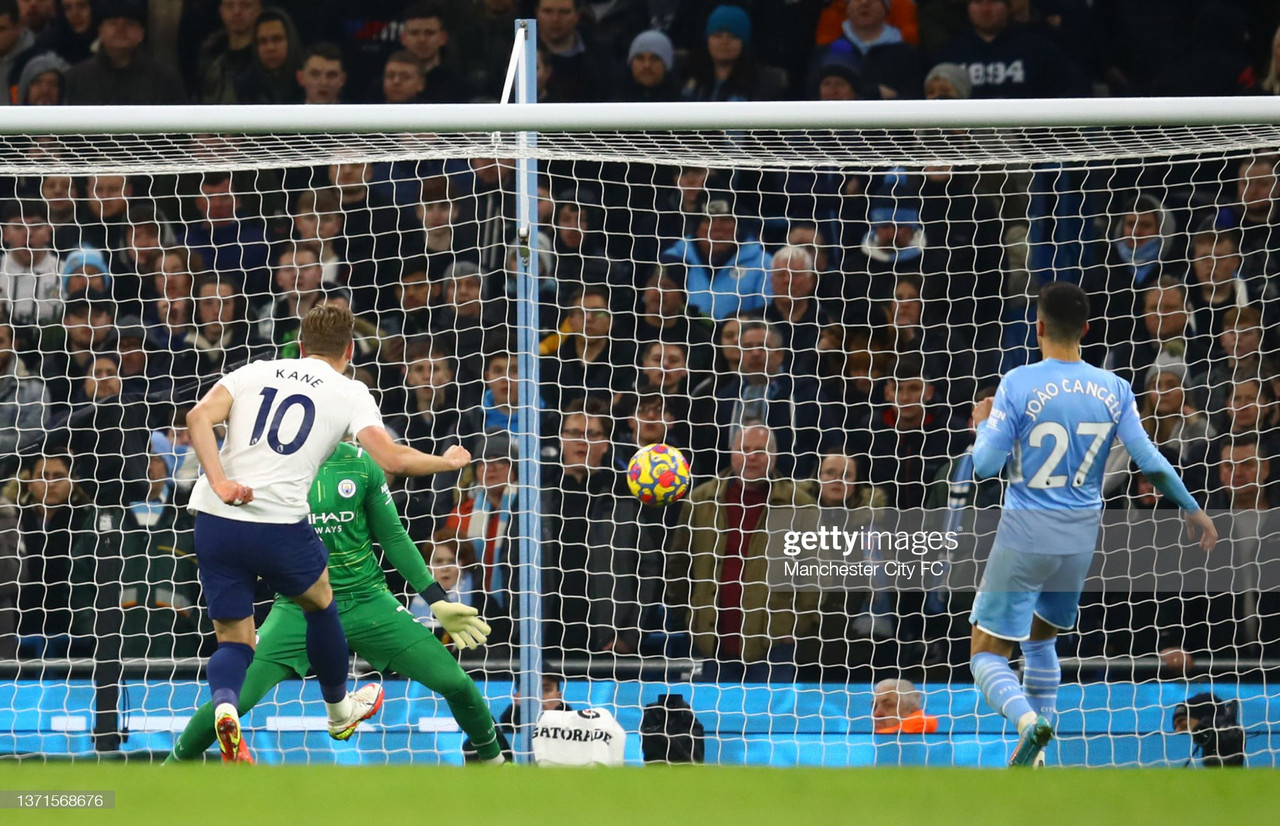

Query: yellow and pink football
626 443 691 506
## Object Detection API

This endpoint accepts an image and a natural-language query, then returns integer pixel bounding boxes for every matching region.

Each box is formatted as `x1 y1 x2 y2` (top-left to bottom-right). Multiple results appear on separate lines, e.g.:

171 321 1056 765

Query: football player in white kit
186 304 480 762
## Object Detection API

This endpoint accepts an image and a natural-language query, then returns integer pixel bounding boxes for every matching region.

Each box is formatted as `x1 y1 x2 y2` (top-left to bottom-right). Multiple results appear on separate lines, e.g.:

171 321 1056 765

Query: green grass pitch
2 763 1276 825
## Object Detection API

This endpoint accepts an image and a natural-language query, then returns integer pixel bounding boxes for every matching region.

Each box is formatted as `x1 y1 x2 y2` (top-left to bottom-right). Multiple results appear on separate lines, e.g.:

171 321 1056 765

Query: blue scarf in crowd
1113 237 1162 286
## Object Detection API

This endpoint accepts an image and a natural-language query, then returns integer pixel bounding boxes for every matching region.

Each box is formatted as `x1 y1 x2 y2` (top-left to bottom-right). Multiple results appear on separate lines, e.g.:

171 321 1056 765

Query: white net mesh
0 111 1276 766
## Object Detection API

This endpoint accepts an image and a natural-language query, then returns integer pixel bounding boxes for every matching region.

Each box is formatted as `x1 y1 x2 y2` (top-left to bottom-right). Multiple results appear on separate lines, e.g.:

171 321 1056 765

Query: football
626 443 692 506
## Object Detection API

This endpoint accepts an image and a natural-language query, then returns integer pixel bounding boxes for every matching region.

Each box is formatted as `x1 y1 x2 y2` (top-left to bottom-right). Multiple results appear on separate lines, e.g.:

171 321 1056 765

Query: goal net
1 99 1278 767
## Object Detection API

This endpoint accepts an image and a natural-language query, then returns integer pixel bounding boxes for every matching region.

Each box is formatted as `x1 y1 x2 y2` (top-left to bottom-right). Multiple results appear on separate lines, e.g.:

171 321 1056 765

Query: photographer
1171 693 1246 767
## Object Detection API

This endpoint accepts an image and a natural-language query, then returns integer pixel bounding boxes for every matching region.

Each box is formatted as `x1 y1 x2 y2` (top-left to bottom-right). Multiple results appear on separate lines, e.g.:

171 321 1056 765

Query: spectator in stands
638 340 692 399
683 4 784 102
63 0 184 104
541 285 636 412
254 242 326 355
547 192 625 307
393 341 478 539
1215 155 1280 285
1104 276 1203 393
400 1 467 103
454 0 517 100
384 266 433 340
460 157 516 282
1219 377 1275 446
673 420 820 681
60 352 151 507
325 160 411 312
661 199 772 321
651 166 713 260
1206 306 1270 422
923 62 972 99
936 0 1087 99
440 433 520 646
290 187 344 283
0 0 34 91
620 392 685 454
812 449 888 509
68 451 205 659
380 49 425 104
185 274 259 381
15 451 90 656
633 265 717 380
109 316 157 399
230 8 302 104
179 171 271 303
411 176 466 281
813 50 864 100
855 352 963 509
295 41 346 105
696 318 823 479
1187 228 1253 345
37 175 79 253
813 0 923 99
196 0 262 103
0 200 59 327
881 273 965 400
616 30 681 102
476 351 542 440
536 0 611 102
872 678 939 733
0 318 46 478
1088 193 1178 341
841 196 930 320
1262 23 1280 96
37 297 106 413
16 51 68 104
543 397 645 654
433 262 502 401
764 244 827 378
1103 366 1213 502
1211 433 1273 510
78 173 131 257
27 0 93 69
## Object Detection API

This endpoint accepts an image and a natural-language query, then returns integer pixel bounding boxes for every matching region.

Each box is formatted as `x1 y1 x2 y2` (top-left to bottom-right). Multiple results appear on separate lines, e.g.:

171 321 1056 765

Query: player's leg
168 602 311 763
1020 618 1061 729
193 513 260 763
266 523 380 738
368 599 503 763
1023 550 1093 735
969 544 1041 732
168 658 296 762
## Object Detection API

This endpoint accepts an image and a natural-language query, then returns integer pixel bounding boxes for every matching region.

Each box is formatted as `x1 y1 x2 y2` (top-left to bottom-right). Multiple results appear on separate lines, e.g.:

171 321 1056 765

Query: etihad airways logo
308 511 356 534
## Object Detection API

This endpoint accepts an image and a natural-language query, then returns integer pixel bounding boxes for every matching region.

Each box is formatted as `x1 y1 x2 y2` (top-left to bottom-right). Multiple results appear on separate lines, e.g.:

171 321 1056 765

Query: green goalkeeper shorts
255 590 433 676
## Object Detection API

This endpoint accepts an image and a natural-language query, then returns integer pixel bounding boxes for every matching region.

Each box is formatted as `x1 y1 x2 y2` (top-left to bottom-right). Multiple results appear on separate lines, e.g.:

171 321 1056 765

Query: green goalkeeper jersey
306 441 436 598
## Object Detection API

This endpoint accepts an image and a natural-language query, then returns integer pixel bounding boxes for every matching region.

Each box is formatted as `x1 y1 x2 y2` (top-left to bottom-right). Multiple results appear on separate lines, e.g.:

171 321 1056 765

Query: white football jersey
188 358 385 523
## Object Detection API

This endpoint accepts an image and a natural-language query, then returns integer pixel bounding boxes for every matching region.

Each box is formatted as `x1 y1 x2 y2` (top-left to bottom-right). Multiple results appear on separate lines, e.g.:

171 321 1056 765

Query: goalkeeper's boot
1009 715 1054 767
214 703 253 764
328 682 385 741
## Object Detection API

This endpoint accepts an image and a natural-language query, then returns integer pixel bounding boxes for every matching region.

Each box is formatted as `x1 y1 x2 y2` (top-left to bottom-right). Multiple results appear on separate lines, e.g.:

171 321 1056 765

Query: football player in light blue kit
967 281 1217 766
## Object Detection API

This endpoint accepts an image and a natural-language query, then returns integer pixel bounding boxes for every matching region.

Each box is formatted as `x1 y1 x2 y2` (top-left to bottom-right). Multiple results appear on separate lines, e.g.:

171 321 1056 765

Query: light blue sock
1020 638 1061 727
971 651 1035 730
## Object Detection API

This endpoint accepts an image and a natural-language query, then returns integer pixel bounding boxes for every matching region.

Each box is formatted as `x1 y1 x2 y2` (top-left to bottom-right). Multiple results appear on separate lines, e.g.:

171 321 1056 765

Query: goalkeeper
168 442 503 764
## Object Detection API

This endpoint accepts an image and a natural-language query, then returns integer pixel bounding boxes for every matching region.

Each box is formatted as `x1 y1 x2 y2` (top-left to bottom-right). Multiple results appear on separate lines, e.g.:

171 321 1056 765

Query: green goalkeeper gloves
431 601 492 650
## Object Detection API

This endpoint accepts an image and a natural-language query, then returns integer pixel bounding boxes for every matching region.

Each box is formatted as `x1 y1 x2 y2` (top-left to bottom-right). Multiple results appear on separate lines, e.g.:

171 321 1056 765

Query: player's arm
186 383 253 506
362 461 490 649
355 425 471 477
969 380 1018 479
1114 391 1217 550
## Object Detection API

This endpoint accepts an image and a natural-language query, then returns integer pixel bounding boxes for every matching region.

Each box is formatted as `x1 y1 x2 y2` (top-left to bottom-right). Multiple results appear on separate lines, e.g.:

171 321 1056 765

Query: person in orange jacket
872 678 940 733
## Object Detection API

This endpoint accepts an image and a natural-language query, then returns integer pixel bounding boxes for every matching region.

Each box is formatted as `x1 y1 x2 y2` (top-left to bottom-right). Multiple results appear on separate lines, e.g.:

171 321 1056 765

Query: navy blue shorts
194 513 329 621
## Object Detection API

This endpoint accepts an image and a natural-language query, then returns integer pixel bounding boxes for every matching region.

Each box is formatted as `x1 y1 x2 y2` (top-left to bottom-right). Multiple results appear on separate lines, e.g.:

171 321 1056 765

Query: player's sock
1020 638 1061 728
971 651 1036 730
304 601 353 711
206 641 254 710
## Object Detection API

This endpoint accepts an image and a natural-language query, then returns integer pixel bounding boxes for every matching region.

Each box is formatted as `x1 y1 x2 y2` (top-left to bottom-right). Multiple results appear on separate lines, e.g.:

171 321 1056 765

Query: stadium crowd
1 0 1279 689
